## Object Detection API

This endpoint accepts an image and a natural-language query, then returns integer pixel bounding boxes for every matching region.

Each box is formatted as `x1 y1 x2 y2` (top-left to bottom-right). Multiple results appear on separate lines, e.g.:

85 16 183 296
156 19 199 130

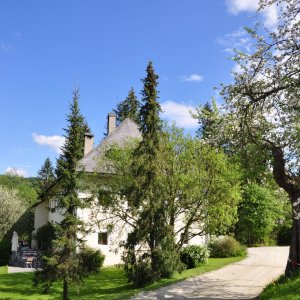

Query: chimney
84 132 94 156
107 112 116 135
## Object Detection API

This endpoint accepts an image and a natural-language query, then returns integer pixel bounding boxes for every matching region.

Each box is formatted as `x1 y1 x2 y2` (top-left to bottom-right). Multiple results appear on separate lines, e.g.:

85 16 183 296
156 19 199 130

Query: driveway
130 246 289 300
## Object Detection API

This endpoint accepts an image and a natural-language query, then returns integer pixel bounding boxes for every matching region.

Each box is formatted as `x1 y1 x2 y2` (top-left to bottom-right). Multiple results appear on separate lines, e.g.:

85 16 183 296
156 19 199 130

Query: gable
79 118 141 173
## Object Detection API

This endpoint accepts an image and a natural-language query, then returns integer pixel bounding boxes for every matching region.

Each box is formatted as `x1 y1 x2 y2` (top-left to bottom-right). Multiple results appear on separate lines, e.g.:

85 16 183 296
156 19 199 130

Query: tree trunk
285 197 300 274
271 147 300 275
63 278 69 300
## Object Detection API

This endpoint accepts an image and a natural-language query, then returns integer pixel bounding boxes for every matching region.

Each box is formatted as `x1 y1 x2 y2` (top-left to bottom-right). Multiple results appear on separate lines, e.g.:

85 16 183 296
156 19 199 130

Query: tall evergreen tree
192 98 223 146
113 87 140 126
34 89 93 300
55 90 90 178
123 62 180 286
37 157 55 189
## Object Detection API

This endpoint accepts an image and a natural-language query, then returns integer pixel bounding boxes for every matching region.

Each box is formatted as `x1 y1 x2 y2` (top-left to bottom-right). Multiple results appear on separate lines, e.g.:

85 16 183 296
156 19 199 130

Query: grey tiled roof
79 118 141 173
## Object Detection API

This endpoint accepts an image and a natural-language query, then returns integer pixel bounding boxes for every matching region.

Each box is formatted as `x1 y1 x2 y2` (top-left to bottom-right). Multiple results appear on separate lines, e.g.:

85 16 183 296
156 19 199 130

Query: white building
32 113 208 266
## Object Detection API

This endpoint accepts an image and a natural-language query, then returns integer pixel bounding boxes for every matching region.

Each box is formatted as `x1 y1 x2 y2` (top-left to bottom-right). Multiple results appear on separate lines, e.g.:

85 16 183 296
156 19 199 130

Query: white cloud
226 0 258 15
263 4 278 28
4 167 28 177
180 74 203 82
161 100 198 129
0 41 13 51
225 0 278 29
232 63 243 74
32 133 65 154
216 28 253 54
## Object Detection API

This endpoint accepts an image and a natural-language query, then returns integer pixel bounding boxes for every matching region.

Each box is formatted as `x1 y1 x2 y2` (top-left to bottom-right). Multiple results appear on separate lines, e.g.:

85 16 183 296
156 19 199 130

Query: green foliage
113 87 140 126
121 62 181 287
0 174 39 206
192 98 220 142
37 158 55 190
79 247 105 274
236 183 278 245
34 89 93 300
98 64 241 287
35 223 55 250
180 245 209 269
123 255 154 287
209 236 247 258
0 239 11 266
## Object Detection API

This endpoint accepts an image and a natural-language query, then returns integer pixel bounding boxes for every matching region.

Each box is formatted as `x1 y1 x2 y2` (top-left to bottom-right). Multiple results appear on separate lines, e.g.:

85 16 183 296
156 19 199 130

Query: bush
209 236 247 258
79 247 105 274
0 239 11 266
180 245 210 269
129 257 154 287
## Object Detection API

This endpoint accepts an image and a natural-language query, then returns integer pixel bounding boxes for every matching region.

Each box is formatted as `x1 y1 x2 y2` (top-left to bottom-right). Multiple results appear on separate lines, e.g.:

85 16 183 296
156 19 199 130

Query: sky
0 0 278 177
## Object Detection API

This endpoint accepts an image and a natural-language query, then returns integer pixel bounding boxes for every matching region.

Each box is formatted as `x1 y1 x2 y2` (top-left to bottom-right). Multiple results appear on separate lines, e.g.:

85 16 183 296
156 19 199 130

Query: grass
0 266 7 275
260 272 300 300
0 256 244 300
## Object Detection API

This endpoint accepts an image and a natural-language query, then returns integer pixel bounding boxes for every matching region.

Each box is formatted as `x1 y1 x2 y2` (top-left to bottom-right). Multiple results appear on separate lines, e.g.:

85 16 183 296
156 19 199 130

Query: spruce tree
37 157 55 189
55 90 90 178
124 62 180 286
113 88 140 126
34 89 92 300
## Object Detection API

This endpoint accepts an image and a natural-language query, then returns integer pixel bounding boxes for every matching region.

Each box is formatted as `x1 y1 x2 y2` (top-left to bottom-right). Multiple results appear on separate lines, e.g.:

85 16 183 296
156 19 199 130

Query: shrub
0 239 11 266
79 247 105 274
209 236 247 258
180 245 210 269
124 253 154 287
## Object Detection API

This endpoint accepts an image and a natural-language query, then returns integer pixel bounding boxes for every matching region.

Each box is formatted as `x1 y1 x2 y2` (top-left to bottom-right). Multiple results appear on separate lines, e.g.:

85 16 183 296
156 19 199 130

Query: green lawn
0 257 244 300
260 273 300 300
0 266 7 275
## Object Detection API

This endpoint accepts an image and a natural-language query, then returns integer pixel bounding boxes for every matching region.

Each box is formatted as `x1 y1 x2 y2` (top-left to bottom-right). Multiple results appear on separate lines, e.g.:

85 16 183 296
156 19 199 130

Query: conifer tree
37 157 55 189
55 90 90 178
123 62 180 286
34 89 93 300
113 87 140 126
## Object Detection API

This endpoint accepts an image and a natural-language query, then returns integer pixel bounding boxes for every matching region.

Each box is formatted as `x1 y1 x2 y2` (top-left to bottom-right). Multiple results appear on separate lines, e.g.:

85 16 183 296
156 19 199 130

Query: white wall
31 200 49 248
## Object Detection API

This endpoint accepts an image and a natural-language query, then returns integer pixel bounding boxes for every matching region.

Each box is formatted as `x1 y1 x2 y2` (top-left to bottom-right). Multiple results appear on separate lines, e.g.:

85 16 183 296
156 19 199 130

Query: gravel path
8 266 35 273
130 246 289 300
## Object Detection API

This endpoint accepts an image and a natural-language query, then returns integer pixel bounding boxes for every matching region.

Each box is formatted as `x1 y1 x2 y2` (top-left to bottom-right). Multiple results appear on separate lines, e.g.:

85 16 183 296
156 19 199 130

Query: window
49 199 58 211
98 232 108 245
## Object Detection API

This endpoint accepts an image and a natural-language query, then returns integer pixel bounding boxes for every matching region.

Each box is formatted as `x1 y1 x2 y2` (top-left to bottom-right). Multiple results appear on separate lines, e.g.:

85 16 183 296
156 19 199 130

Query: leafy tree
0 186 26 239
97 125 241 248
236 183 277 245
0 174 39 242
34 89 93 300
0 174 39 206
37 158 55 189
113 88 140 126
193 98 220 141
221 0 300 274
159 126 241 247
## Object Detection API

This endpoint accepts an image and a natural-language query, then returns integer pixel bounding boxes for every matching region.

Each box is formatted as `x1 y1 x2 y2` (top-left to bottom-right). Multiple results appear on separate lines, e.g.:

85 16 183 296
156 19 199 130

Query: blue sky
0 0 278 177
